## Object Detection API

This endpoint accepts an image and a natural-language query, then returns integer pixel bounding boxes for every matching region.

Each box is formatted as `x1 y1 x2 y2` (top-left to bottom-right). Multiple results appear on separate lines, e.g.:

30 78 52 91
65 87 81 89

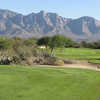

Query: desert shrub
40 50 51 58
32 49 40 57
25 57 37 65
19 53 26 60
44 57 58 65
32 49 51 58
0 38 12 50
12 56 20 64
0 56 12 65
34 57 45 65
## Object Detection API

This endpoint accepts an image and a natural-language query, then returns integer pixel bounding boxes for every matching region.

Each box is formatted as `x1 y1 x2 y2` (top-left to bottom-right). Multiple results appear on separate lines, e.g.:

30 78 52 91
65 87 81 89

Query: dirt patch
35 63 100 71
63 63 100 71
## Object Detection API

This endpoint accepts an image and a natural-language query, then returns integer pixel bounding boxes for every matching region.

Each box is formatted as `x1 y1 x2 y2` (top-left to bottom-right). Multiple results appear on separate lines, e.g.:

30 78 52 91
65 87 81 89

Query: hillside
0 9 100 41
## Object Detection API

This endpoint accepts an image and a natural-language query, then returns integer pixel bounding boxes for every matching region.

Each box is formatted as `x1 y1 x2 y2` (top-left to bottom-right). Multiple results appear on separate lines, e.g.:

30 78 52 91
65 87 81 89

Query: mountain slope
0 9 100 41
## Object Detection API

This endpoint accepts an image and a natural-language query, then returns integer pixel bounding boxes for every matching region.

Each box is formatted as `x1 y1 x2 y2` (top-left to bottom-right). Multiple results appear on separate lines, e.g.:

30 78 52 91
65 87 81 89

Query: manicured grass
89 60 100 64
0 65 100 100
54 48 100 64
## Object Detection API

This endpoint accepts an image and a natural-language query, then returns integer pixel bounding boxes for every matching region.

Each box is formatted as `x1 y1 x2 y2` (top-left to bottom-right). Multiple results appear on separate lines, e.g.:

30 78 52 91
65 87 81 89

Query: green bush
0 38 12 50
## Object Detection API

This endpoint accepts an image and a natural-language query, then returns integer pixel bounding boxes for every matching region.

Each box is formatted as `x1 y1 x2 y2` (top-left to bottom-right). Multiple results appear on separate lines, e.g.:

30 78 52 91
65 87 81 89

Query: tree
65 38 75 48
48 35 67 53
80 41 88 48
37 37 50 48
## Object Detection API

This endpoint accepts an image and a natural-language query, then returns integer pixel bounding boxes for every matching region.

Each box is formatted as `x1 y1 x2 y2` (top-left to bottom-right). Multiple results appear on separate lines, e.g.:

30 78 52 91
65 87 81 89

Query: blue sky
0 0 100 19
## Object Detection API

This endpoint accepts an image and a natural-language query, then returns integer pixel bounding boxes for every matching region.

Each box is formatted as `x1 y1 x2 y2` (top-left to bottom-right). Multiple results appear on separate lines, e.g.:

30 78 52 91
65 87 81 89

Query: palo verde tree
48 35 67 53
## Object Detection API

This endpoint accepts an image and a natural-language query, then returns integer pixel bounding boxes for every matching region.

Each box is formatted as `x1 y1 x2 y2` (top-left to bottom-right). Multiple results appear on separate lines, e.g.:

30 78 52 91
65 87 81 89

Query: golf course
0 1 100 99
0 65 100 100
54 48 100 64
0 36 100 100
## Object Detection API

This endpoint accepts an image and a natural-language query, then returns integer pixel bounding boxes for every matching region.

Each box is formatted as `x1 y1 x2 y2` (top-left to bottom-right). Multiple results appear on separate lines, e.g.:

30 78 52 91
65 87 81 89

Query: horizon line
0 8 100 20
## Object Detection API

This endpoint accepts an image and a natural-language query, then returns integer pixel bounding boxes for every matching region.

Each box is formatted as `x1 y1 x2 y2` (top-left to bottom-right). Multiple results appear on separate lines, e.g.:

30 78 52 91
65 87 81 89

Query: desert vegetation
0 35 65 65
0 35 100 66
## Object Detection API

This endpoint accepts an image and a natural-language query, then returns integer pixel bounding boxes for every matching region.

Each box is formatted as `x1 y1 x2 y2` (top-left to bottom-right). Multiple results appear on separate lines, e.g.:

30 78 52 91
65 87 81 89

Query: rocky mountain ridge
0 9 100 41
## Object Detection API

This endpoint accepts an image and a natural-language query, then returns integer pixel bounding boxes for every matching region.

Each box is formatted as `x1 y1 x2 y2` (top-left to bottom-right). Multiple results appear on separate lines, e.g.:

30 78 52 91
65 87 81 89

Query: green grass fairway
54 48 100 64
0 65 100 100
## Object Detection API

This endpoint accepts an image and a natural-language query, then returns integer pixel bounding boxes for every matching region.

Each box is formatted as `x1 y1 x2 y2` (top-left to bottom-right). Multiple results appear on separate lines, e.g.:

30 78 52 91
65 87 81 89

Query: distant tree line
37 35 77 50
37 35 100 49
0 35 100 52
78 41 100 49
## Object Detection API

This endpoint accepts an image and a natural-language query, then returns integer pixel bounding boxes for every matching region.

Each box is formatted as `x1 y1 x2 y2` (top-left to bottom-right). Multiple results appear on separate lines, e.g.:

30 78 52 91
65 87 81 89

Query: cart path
35 63 100 71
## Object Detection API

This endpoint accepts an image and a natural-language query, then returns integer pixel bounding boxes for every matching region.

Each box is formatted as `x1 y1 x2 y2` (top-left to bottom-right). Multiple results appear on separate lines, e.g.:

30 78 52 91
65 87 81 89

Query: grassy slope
0 65 100 100
54 48 100 64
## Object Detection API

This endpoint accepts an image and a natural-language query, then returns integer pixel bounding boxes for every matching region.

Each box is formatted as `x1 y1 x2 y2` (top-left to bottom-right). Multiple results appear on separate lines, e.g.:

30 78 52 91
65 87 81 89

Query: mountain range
0 9 100 42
